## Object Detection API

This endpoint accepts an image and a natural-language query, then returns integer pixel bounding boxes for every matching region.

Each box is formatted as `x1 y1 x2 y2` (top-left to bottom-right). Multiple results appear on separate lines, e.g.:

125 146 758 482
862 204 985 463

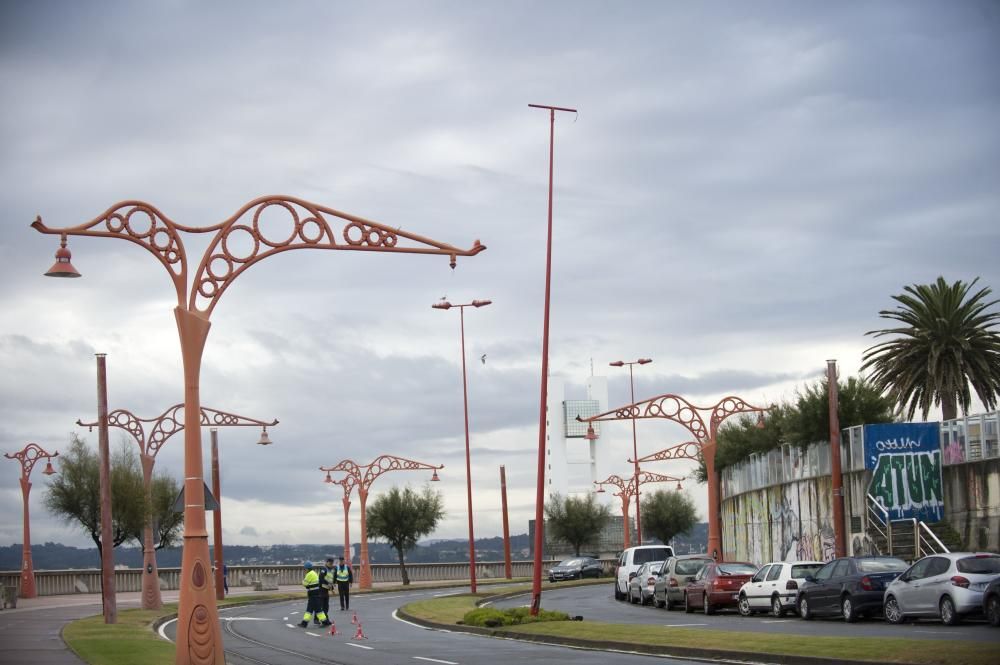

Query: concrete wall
942 458 1000 552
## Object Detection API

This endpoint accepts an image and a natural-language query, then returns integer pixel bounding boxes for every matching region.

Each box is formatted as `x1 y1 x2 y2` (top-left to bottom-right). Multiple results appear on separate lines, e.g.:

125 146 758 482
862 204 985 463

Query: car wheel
664 594 674 611
771 595 785 618
655 594 666 609
940 596 962 626
884 595 905 625
614 582 625 601
738 594 753 617
630 588 639 604
684 593 694 614
986 594 1000 627
799 596 812 621
703 592 715 615
842 594 857 623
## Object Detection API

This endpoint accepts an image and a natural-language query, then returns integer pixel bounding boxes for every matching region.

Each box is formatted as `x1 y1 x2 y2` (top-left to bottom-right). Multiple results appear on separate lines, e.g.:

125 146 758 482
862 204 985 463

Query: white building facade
545 374 614 503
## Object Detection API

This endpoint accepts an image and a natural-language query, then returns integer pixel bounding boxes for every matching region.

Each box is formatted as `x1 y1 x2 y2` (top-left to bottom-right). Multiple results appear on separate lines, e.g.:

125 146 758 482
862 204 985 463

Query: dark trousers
320 589 330 615
337 582 350 610
305 593 324 622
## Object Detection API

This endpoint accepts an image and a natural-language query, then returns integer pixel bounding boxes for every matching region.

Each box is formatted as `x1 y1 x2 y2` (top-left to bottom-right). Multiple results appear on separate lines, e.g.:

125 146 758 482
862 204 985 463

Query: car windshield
957 555 1000 574
717 563 757 575
634 548 672 564
791 564 822 578
676 559 711 575
857 558 908 573
557 559 582 567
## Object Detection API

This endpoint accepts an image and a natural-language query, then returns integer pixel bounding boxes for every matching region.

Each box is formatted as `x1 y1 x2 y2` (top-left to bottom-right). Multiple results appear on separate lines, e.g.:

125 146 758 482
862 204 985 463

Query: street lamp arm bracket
5 443 59 477
583 393 710 441
632 440 704 464
708 396 770 436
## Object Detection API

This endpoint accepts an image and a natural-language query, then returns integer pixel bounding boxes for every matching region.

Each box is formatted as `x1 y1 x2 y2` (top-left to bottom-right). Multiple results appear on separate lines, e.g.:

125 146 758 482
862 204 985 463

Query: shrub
462 606 570 627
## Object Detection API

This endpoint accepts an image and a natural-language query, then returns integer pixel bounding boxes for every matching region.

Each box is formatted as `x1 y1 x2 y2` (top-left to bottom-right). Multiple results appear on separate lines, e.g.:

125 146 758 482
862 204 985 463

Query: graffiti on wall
864 423 943 522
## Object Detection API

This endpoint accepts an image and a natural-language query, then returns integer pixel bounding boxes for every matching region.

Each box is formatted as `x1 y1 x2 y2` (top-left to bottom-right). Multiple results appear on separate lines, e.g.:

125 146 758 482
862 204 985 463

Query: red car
685 561 758 614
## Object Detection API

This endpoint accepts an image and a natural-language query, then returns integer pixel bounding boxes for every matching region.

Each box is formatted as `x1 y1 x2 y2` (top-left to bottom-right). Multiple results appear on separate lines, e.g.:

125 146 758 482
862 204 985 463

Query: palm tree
861 277 1000 421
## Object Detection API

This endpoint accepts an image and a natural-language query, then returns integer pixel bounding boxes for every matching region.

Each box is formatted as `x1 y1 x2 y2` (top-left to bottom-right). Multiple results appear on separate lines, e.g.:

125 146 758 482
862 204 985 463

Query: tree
44 435 183 557
544 493 611 556
862 277 1000 421
641 489 698 545
145 473 184 550
365 485 444 585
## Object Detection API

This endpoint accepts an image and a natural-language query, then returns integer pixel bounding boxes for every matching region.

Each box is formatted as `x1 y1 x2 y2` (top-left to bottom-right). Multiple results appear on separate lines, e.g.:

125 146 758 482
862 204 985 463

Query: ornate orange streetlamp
34 195 483 665
528 102 576 616
324 472 358 562
78 404 276 608
594 469 684 550
581 394 769 562
432 297 491 593
4 443 58 599
320 454 442 589
609 358 652 543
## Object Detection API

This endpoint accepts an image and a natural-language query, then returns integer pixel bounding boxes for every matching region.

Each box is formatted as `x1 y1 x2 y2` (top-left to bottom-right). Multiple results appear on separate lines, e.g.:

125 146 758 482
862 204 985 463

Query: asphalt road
162 586 710 665
490 582 1000 644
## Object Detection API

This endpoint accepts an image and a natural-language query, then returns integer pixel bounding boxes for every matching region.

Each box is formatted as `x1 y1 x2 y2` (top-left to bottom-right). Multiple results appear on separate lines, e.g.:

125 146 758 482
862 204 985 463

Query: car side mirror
804 576 815 583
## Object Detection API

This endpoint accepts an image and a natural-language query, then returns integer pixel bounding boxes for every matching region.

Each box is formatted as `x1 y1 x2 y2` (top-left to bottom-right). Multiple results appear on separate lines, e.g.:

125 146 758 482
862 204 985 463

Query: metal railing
866 493 892 554
864 494 949 559
918 520 950 556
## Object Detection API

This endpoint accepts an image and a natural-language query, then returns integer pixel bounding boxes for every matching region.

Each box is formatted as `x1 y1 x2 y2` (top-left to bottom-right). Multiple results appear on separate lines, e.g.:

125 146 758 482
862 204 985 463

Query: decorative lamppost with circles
4 443 58 599
594 469 684 550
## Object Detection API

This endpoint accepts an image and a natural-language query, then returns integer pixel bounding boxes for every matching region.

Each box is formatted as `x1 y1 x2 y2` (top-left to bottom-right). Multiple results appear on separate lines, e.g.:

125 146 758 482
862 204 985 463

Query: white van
614 545 675 601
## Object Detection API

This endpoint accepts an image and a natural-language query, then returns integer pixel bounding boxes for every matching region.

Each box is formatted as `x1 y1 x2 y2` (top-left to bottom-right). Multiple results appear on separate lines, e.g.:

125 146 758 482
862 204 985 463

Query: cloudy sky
1 1 998 551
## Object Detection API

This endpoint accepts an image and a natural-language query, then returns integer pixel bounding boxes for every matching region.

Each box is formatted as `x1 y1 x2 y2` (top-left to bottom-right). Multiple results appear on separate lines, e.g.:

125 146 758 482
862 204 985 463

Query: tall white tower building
545 374 612 503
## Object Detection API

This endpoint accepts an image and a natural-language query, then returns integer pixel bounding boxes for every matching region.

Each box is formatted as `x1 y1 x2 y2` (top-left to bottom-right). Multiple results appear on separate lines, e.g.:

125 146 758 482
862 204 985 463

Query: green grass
63 609 174 665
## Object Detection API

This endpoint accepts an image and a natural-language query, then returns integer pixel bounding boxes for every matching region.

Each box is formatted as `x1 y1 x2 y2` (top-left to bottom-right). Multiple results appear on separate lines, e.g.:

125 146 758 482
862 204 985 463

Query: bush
462 606 570 627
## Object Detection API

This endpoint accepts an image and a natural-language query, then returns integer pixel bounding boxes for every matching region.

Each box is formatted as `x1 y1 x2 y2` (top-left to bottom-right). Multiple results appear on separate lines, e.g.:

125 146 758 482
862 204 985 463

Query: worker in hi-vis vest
335 556 354 611
298 561 330 627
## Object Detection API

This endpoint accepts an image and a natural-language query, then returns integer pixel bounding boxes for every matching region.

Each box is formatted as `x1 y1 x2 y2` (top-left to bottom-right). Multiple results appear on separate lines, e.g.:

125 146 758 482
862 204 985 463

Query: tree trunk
396 546 409 585
941 393 958 421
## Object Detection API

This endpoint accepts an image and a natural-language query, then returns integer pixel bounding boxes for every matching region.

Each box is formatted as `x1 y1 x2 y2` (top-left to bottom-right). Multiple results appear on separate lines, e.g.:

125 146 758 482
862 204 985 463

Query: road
490 581 1000 644
163 586 711 665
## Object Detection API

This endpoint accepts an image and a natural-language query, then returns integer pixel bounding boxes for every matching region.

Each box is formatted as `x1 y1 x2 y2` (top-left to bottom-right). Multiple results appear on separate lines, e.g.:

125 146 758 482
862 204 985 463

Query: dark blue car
797 556 908 622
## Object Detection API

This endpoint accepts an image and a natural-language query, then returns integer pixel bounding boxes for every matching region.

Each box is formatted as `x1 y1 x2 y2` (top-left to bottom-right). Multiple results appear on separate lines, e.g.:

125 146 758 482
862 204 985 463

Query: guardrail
0 559 616 597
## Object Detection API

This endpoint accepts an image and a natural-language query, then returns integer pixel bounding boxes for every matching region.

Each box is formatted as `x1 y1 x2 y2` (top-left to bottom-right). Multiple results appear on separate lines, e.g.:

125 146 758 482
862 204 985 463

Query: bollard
329 621 337 636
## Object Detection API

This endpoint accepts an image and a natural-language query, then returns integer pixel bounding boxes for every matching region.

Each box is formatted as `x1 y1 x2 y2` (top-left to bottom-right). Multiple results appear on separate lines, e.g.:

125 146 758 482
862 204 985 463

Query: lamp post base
175 536 224 665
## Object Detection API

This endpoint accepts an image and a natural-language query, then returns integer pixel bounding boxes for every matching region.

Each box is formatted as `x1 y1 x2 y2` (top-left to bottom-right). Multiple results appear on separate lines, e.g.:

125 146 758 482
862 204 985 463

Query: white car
884 552 1000 625
628 560 665 605
738 560 824 617
614 545 674 601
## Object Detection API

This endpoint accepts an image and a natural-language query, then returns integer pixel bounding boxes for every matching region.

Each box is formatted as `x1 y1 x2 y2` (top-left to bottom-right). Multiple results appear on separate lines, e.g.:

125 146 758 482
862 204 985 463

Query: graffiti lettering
874 437 921 452
868 451 943 522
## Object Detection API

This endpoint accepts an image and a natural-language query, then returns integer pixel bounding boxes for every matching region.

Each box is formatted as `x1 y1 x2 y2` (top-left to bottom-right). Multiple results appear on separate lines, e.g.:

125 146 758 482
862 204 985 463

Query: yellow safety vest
335 566 350 582
302 569 320 591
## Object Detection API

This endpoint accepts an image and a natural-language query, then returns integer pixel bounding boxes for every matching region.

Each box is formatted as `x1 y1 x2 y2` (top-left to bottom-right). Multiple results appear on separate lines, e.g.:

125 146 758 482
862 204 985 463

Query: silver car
653 555 713 610
884 552 1000 625
738 560 824 617
628 561 664 605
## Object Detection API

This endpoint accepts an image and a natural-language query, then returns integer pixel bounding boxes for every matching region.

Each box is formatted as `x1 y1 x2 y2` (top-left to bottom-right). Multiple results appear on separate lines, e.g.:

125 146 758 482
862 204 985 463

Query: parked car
983 577 1000 627
653 555 713 610
684 561 757 614
548 556 603 582
883 552 1000 625
738 560 824 617
628 561 665 605
797 556 908 622
614 545 675 601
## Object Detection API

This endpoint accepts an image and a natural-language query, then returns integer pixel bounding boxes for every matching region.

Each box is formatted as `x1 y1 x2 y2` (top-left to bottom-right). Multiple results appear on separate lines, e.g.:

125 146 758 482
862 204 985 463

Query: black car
984 577 1000 627
548 556 603 582
797 556 908 622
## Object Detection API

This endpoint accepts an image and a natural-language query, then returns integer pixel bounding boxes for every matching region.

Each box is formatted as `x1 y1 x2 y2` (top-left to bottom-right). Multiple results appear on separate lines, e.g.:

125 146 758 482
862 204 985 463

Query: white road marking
222 617 272 621
305 632 322 638
283 616 288 621
433 592 460 597
368 594 408 600
346 642 374 650
157 618 177 642
286 623 296 628
761 619 793 624
290 611 300 615
663 623 708 627
413 657 459 665
393 609 432 630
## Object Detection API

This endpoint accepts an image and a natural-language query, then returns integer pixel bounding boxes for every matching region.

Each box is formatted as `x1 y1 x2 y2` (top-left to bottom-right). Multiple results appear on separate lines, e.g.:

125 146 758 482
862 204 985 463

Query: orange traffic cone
353 622 367 640
328 621 337 636
351 611 358 625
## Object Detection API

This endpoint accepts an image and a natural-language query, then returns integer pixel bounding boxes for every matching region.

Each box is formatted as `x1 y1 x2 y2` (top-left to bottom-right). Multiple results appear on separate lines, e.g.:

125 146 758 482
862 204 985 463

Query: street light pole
210 429 224 600
610 358 652 544
34 195 483 665
432 298 491 593
320 455 443 589
500 465 512 580
78 404 277 610
582 394 770 562
4 443 58 599
325 474 357 562
528 102 576 617
95 353 116 624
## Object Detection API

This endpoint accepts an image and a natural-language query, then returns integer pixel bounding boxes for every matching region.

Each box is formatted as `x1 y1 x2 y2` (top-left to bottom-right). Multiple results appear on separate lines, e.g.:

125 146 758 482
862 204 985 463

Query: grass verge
400 590 1000 665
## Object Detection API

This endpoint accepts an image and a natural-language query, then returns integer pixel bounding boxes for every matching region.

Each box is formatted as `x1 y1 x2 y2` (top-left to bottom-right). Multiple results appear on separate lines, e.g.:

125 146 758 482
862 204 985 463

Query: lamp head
42 460 57 476
594 485 605 494
609 360 624 367
471 299 492 308
44 235 81 278
755 412 766 429
430 469 440 482
432 301 452 310
637 358 652 365
676 481 683 491
584 425 598 440
324 471 333 484
256 427 273 445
